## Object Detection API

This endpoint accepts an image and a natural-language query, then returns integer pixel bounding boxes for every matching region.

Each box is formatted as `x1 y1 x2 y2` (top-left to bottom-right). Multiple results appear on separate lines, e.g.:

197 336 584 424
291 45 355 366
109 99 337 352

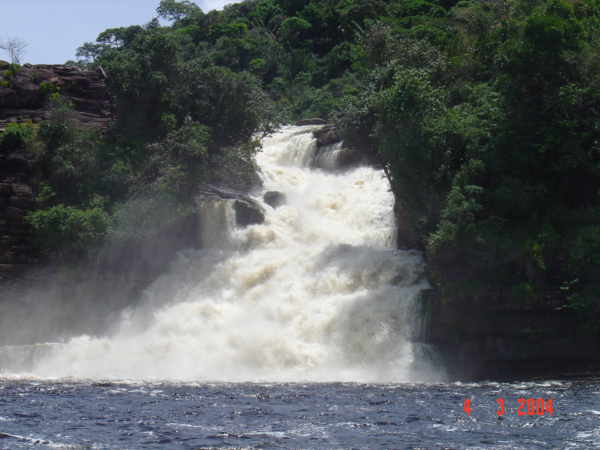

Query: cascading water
312 141 344 171
196 199 237 248
7 126 440 382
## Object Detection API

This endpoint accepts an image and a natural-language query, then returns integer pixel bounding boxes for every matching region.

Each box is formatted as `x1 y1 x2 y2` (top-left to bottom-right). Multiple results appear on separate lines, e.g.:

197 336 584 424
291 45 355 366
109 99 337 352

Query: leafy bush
2 63 20 79
134 119 210 201
25 197 111 261
108 197 191 247
0 121 36 152
570 226 600 278
39 82 60 101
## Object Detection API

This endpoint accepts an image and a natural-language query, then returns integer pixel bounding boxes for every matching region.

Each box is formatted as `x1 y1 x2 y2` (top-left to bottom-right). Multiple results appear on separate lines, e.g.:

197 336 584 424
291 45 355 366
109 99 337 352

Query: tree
0 36 28 65
156 0 202 22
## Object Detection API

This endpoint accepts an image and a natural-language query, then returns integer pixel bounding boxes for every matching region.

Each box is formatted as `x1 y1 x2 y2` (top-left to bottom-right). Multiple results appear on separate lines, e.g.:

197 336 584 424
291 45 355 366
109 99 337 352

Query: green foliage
134 118 210 201
567 283 600 334
428 184 483 251
0 121 36 152
39 82 60 101
108 197 191 248
570 226 600 277
25 197 111 261
2 63 20 79
401 0 441 17
511 282 540 305
523 224 559 271
327 0 600 321
156 0 202 21
280 17 312 47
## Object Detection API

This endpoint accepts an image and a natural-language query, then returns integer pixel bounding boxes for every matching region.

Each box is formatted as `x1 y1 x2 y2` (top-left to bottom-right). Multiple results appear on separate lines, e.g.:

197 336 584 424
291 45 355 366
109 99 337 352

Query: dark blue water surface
0 379 599 449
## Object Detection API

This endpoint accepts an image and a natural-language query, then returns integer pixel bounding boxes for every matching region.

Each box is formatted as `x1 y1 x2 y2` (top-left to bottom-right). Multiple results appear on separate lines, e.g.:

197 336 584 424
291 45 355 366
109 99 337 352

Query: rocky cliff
0 62 114 279
0 153 38 277
422 243 600 381
0 61 112 133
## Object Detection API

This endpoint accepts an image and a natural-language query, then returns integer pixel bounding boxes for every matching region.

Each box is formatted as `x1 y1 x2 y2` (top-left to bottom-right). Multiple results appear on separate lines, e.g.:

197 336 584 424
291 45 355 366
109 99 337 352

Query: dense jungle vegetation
1 0 599 327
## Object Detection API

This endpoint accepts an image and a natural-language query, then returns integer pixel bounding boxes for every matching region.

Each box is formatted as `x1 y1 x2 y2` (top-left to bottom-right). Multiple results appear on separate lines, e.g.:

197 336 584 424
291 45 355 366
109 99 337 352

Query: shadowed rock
295 118 329 126
263 191 287 208
196 184 265 227
312 124 341 147
0 62 113 134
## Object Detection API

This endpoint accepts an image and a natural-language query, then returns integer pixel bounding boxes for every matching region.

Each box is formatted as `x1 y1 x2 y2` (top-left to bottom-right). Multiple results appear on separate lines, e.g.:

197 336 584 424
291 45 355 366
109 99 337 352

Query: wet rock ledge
295 119 379 171
196 184 265 227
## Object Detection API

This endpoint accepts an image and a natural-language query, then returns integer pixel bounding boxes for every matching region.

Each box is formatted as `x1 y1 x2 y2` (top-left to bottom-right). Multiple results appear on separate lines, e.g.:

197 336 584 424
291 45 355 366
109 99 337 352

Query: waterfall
313 141 344 171
9 126 440 382
0 344 62 374
196 199 236 248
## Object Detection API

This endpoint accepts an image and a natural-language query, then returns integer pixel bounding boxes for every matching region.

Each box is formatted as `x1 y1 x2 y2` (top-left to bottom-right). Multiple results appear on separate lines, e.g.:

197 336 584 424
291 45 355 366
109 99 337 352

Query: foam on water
15 126 438 382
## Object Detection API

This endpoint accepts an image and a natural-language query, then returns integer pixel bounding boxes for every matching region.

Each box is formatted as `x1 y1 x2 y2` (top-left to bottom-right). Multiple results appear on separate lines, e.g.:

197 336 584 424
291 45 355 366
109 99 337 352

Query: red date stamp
463 398 553 416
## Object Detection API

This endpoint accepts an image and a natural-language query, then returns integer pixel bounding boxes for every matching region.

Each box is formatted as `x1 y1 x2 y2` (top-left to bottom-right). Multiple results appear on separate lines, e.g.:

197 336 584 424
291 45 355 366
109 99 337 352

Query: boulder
61 76 92 87
233 199 265 226
337 149 371 169
312 124 341 147
196 184 265 227
263 191 287 208
312 147 380 172
295 118 329 126
0 60 9 70
8 76 42 108
30 69 61 84
0 89 17 106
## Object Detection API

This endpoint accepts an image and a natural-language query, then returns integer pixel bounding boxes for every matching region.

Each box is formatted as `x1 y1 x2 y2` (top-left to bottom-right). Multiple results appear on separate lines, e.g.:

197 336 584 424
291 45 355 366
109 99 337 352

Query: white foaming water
313 141 344 171
25 126 436 382
196 199 236 248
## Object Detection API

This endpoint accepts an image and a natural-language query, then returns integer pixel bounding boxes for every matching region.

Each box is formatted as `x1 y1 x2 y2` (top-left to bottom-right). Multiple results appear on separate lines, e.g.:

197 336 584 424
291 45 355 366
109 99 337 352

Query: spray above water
13 126 439 382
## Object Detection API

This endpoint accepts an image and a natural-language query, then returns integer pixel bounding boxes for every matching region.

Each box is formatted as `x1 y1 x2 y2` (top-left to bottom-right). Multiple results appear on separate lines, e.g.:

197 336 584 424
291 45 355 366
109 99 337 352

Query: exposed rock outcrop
0 62 114 282
423 246 600 381
312 146 380 172
0 153 39 277
263 191 287 208
312 124 340 148
394 196 419 251
310 124 381 172
233 199 265 226
0 62 113 134
196 184 265 227
295 118 329 126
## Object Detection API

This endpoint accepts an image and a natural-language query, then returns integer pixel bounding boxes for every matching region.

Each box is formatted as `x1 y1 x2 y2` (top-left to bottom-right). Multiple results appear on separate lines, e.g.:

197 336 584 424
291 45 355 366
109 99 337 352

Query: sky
1 0 232 65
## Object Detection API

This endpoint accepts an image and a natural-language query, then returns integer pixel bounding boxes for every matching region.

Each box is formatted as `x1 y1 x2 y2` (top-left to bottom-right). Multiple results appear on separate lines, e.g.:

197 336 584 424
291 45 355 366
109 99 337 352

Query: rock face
263 191 287 208
0 153 39 279
312 146 380 172
0 62 113 282
310 124 381 172
0 62 113 134
394 196 419 251
312 124 340 147
423 246 600 381
196 184 265 227
295 118 329 126
233 199 265 226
